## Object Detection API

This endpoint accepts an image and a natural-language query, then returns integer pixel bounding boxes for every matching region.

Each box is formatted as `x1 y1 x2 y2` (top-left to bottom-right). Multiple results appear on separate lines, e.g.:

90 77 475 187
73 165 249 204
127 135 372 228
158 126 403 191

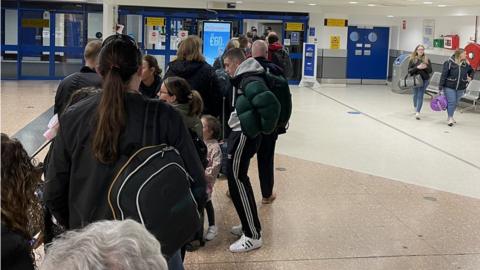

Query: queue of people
1 32 292 270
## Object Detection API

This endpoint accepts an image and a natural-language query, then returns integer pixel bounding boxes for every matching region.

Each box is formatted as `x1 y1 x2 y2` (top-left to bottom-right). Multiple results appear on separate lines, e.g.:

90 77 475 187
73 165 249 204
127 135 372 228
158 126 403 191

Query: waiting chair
460 80 480 113
425 72 441 97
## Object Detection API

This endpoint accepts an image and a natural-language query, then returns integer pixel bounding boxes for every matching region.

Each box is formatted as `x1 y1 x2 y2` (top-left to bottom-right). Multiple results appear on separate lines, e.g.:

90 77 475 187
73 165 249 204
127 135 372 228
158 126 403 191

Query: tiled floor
1 80 479 269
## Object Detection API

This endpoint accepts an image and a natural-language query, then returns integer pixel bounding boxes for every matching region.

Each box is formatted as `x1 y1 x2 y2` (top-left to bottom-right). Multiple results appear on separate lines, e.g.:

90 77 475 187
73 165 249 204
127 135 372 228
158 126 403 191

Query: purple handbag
430 94 447 111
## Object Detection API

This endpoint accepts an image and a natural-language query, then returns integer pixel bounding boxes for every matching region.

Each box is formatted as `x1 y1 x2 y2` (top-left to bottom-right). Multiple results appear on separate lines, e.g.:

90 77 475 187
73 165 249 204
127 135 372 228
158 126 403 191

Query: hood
167 60 205 77
448 55 468 66
268 42 283 52
234 58 265 78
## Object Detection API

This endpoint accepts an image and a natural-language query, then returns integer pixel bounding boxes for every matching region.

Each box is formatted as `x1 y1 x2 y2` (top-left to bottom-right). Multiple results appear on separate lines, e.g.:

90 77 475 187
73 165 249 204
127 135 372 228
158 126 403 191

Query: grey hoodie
228 58 265 132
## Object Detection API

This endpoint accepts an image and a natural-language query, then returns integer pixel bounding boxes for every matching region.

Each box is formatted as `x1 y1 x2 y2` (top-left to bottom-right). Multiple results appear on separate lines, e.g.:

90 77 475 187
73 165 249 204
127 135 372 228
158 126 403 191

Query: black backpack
108 101 201 258
271 49 293 79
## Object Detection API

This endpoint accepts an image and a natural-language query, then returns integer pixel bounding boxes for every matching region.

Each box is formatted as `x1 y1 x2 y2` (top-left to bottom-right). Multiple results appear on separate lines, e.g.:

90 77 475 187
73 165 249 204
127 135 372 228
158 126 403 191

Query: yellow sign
285 22 304 32
330 35 341 49
22 19 49 28
324 18 348 27
146 17 165 27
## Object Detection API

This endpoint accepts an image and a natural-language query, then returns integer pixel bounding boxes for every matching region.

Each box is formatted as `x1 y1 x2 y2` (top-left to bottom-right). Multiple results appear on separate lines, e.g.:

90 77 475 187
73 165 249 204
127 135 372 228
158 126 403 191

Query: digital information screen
202 21 232 65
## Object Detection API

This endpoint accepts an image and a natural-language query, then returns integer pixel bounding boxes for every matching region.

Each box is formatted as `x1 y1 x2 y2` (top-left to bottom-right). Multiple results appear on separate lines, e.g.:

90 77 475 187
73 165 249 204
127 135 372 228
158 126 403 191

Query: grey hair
40 220 168 270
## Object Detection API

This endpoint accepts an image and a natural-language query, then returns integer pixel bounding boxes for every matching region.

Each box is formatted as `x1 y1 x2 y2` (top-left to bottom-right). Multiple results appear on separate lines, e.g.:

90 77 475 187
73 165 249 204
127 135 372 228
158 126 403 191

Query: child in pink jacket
201 115 222 241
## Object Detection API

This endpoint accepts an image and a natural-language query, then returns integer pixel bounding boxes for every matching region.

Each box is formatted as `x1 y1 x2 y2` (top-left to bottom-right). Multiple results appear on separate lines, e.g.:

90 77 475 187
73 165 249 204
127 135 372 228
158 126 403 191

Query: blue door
347 26 389 82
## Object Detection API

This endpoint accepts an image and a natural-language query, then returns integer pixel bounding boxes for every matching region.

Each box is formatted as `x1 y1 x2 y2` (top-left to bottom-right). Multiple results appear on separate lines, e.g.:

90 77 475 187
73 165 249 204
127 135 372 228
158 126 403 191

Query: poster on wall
330 35 341 49
423 19 435 49
148 30 159 44
202 21 232 65
291 32 300 45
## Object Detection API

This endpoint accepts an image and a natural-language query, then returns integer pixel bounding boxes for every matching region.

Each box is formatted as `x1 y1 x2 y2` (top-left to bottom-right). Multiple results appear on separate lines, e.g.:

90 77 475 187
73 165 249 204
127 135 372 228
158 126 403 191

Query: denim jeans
413 80 429 112
444 87 465 118
167 250 184 270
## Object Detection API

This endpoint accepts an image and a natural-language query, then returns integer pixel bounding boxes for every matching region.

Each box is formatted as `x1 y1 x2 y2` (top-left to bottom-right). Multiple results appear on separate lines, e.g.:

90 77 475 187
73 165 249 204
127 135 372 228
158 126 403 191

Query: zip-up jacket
408 57 432 81
44 92 206 229
54 66 102 116
229 58 280 138
439 56 474 91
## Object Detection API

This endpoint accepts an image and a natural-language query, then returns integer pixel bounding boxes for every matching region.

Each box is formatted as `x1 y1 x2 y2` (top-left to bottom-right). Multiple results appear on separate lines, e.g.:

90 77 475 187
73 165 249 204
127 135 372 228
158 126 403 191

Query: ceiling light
368 3 376 6
287 0 295 3
236 0 243 3
423 1 433 4
349 1 358 4
387 15 394 17
308 3 317 5
438 4 447 7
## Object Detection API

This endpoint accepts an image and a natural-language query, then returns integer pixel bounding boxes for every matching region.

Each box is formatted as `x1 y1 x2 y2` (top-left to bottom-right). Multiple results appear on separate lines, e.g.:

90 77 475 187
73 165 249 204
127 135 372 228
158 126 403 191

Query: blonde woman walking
408 44 432 120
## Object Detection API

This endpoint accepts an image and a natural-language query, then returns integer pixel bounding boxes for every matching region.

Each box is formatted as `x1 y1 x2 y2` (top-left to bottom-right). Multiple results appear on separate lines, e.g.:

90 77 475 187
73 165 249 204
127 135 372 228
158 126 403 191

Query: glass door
18 9 52 79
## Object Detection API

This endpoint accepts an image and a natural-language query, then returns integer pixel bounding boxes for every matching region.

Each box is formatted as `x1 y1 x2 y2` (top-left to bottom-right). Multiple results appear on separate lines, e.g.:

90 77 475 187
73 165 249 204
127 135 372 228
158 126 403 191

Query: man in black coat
251 40 283 204
54 40 102 116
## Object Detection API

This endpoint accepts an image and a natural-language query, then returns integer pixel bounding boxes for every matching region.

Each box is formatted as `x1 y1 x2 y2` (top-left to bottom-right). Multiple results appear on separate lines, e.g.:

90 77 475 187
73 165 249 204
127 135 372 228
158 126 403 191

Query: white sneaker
230 224 243 237
415 112 420 120
229 234 262 253
205 226 218 241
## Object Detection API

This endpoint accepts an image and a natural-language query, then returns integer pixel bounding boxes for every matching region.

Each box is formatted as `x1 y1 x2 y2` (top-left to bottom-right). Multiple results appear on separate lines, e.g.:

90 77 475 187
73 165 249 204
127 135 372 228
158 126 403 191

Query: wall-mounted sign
286 22 304 32
330 35 341 49
291 32 300 45
309 27 316 37
146 17 165 27
324 18 348 27
423 19 435 49
22 19 49 28
202 21 232 65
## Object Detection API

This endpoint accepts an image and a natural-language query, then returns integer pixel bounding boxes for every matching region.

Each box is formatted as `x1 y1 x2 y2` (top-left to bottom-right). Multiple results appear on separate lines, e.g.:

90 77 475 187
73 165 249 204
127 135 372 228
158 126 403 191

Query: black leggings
205 200 215 226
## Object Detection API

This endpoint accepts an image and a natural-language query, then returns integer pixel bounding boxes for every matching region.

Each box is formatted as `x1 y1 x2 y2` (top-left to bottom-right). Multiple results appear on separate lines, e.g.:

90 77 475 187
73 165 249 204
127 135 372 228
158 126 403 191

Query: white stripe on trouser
233 133 259 239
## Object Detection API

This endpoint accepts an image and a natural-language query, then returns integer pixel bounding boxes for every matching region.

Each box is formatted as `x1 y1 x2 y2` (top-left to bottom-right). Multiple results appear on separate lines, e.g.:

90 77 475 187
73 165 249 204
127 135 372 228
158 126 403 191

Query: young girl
201 115 222 241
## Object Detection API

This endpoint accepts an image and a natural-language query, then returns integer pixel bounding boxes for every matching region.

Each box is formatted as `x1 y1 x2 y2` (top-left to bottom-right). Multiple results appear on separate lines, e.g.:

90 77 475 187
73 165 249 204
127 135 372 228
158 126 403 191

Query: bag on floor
398 74 424 90
108 101 201 258
430 94 447 111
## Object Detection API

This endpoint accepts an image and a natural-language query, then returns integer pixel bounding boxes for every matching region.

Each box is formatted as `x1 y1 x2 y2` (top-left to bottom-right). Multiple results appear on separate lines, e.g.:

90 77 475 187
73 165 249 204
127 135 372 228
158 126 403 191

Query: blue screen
202 22 232 65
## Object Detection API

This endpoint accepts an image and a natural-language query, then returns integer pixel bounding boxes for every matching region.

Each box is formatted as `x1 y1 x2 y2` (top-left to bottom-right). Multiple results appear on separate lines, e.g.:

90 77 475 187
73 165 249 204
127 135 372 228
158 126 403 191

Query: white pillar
102 0 118 40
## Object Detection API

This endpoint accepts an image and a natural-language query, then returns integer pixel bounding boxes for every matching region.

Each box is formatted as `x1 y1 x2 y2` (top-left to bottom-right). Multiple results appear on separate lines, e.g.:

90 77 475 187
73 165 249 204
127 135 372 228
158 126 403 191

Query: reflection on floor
1 81 479 269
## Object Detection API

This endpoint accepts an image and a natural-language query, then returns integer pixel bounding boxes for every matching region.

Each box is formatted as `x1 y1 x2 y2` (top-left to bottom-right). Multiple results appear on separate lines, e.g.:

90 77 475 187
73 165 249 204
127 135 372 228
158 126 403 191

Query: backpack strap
142 100 159 145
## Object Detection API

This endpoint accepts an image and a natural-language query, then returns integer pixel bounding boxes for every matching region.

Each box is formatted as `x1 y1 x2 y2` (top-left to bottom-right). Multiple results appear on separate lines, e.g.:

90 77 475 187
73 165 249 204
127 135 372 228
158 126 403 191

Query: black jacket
408 58 432 81
139 75 162 98
439 56 475 91
254 57 285 77
44 92 207 229
54 66 102 116
164 60 222 117
1 224 34 270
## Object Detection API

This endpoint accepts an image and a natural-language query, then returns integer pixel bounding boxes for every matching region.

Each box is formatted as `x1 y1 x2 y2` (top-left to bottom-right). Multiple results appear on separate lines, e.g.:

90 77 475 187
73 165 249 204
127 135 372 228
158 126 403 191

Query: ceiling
231 0 480 7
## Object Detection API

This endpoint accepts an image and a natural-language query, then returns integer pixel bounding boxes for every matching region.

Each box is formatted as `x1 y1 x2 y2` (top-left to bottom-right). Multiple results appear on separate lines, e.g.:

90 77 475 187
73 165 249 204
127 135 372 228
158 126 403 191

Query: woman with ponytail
44 34 206 270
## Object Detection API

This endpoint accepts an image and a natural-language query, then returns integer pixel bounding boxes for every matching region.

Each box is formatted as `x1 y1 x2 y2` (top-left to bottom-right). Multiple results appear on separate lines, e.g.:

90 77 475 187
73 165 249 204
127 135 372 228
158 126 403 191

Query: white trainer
205 226 218 241
230 224 243 237
229 234 262 253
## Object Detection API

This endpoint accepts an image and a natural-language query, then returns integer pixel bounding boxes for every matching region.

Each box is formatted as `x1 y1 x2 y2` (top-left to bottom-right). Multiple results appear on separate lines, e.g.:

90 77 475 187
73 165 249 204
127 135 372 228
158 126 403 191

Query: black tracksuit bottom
256 132 278 198
227 131 262 240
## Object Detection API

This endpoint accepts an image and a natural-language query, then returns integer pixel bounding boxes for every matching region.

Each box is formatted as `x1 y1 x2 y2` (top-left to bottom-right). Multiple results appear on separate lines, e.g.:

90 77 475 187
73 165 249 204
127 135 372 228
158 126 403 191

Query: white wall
308 12 478 54
398 16 477 53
